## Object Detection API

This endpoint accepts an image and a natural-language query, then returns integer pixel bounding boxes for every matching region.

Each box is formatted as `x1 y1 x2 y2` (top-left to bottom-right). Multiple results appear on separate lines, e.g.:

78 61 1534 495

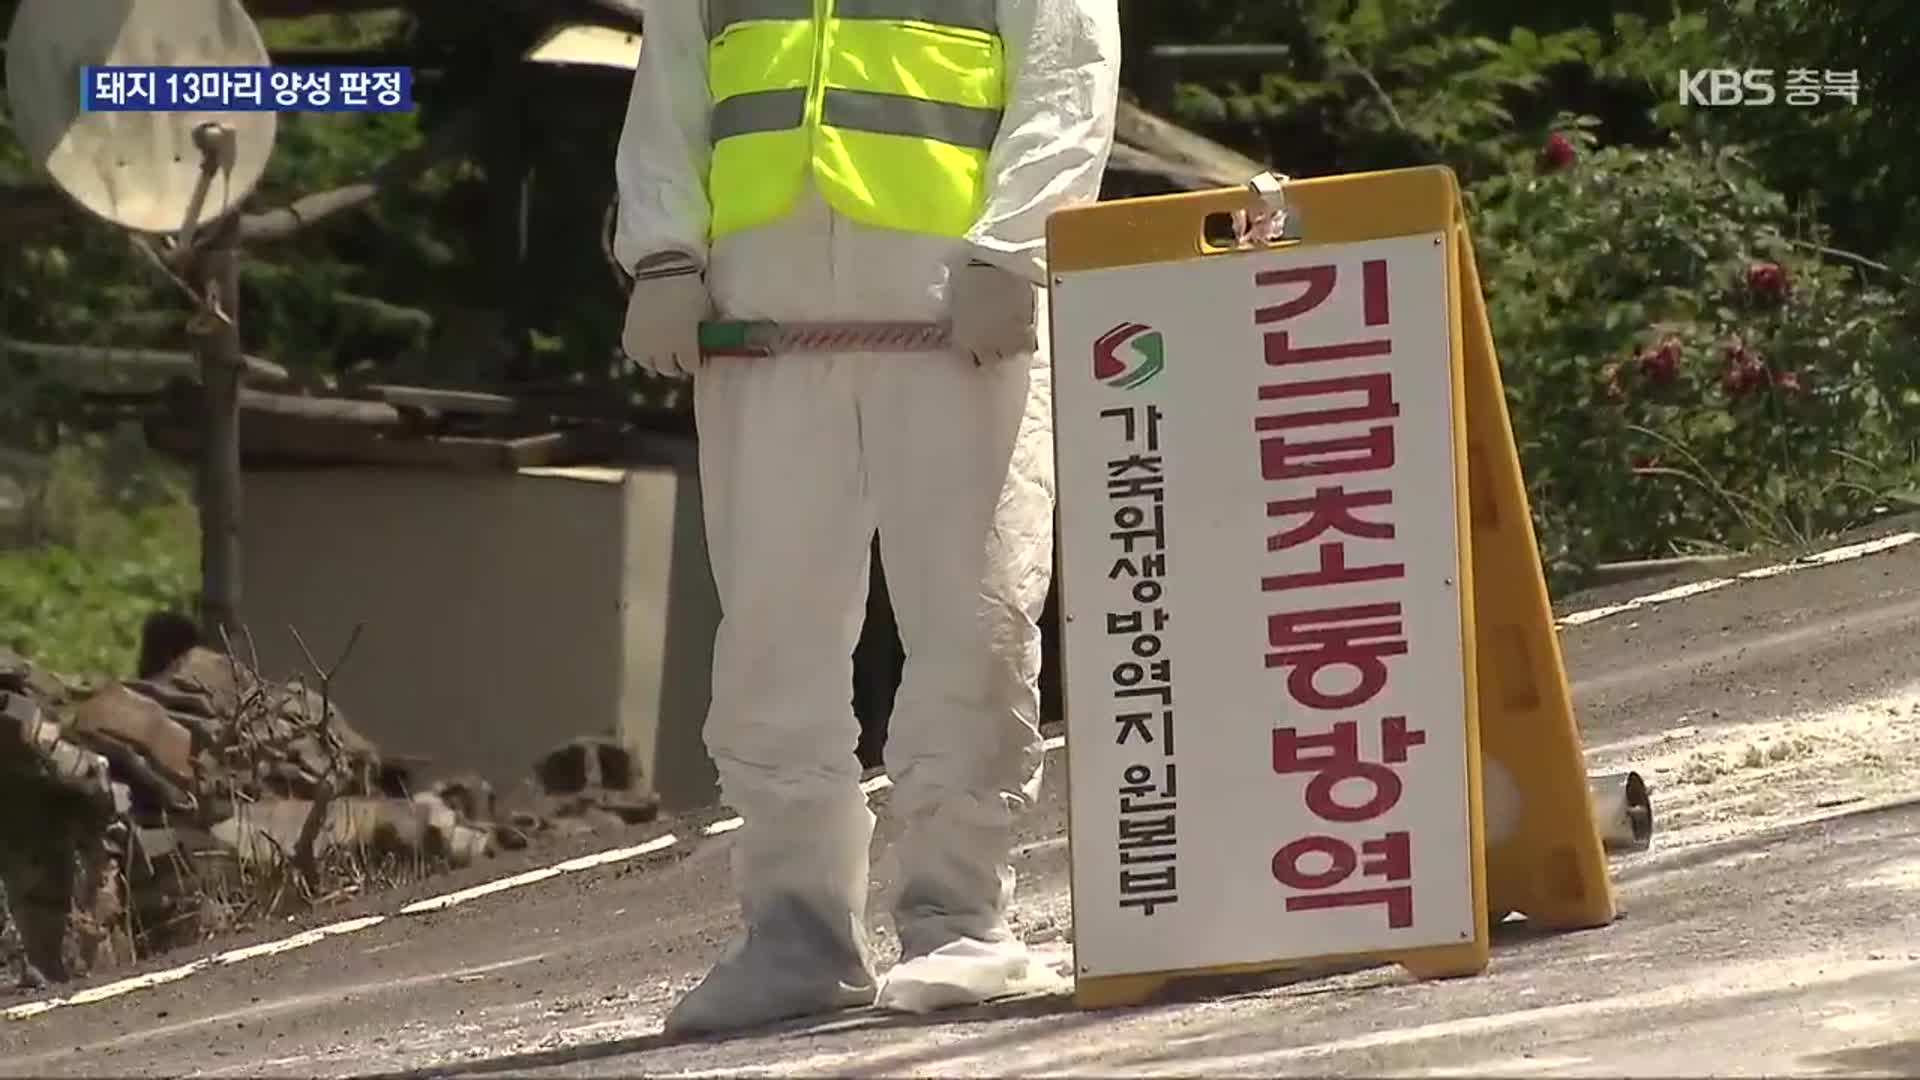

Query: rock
70 685 195 786
136 612 202 682
534 739 596 796
289 734 334 781
3 636 516 986
0 647 28 694
374 754 431 798
3 691 119 814
77 736 194 815
208 795 493 868
161 707 220 750
210 797 421 865
336 798 432 855
413 791 460 837
443 825 493 866
132 825 184 862
1 689 50 749
209 804 304 865
531 736 659 828
429 774 495 824
0 876 48 990
156 647 251 725
410 792 494 867
44 741 119 807
0 810 126 983
0 647 75 705
279 683 379 759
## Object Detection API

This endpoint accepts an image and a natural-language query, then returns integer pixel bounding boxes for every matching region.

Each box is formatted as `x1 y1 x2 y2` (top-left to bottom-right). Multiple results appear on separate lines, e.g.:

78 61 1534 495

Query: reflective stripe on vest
705 0 1006 240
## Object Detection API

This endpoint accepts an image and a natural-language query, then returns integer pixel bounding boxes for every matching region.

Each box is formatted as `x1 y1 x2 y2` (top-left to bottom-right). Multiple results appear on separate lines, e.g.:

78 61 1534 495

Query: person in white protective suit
612 0 1120 1037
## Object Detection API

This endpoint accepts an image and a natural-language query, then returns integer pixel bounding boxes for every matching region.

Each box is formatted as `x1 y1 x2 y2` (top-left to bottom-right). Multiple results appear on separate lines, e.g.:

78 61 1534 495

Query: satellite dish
3 0 278 235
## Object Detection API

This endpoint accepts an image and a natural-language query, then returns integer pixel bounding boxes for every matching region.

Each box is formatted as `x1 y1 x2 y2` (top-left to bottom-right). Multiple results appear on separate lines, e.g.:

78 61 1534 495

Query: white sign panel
1051 232 1474 979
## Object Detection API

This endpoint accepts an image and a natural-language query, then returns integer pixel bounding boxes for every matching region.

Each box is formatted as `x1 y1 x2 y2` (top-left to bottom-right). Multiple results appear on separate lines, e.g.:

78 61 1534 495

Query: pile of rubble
1 630 661 990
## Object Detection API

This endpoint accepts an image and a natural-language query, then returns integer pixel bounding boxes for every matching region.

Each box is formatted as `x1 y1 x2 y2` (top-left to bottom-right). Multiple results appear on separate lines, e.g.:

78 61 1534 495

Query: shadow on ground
353 797 1920 1078
1801 1038 1920 1077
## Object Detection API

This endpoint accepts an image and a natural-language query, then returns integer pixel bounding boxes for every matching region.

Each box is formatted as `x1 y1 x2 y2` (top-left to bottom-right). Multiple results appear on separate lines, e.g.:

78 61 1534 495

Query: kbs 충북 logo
1676 67 1859 107
1093 322 1165 390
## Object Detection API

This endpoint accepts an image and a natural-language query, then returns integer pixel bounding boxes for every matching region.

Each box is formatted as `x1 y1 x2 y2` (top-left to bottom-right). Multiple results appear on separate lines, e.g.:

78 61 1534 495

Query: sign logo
1678 68 1775 106
1094 322 1165 389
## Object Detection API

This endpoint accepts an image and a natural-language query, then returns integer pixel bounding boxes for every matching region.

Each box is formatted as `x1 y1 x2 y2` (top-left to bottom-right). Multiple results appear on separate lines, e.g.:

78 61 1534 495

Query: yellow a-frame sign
1045 165 1616 1008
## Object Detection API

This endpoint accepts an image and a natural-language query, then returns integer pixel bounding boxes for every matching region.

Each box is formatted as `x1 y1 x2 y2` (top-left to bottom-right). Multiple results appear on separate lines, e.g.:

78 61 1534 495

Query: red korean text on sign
1252 256 1427 931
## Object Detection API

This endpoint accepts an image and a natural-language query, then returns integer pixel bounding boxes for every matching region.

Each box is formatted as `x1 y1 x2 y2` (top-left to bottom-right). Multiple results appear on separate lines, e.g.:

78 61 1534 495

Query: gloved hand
949 259 1038 363
621 251 708 379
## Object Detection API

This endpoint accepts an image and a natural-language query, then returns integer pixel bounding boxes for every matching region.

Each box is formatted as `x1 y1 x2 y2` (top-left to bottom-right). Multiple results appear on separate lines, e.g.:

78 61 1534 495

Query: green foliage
1470 126 1919 580
1675 1 1920 262
1144 0 1920 583
0 441 197 678
1152 0 1611 182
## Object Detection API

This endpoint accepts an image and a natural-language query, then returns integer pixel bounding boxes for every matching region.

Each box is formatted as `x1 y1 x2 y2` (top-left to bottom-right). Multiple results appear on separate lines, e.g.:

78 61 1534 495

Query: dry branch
286 623 364 895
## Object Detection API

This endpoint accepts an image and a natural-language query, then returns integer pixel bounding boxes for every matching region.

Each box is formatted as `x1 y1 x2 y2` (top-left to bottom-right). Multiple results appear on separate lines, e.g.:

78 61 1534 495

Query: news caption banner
82 65 413 112
1044 165 1618 1009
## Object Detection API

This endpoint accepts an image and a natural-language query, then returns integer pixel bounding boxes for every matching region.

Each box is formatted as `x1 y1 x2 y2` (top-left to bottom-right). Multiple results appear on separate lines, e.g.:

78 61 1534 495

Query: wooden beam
357 384 521 416
145 414 608 471
1 338 291 385
163 381 422 428
1106 143 1230 191
234 388 408 427
1114 99 1271 189
238 108 484 243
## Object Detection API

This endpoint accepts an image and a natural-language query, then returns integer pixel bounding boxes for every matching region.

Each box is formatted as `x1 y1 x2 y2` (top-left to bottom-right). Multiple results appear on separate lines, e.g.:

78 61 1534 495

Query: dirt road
4 527 1919 1077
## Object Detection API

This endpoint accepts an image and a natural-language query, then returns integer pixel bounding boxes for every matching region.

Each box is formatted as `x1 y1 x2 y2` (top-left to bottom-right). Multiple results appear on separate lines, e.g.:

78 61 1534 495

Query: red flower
1721 349 1771 397
1637 337 1682 384
1540 131 1576 172
1631 453 1662 473
1774 370 1804 394
1746 260 1788 301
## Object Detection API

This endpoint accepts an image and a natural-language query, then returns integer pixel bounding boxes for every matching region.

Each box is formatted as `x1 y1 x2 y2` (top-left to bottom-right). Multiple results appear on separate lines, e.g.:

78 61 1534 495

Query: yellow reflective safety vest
706 0 1007 240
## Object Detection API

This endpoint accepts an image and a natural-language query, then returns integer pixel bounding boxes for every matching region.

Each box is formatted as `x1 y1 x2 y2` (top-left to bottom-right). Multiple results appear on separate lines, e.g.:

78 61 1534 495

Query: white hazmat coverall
614 0 1120 1035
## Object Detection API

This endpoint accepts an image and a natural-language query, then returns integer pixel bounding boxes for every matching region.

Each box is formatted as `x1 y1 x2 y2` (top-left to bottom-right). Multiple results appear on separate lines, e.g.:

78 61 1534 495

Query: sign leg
1455 218 1618 932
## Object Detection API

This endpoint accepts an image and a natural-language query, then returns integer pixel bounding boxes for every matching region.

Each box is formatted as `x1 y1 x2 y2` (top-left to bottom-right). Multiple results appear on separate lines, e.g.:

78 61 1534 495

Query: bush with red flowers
1470 122 1920 585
